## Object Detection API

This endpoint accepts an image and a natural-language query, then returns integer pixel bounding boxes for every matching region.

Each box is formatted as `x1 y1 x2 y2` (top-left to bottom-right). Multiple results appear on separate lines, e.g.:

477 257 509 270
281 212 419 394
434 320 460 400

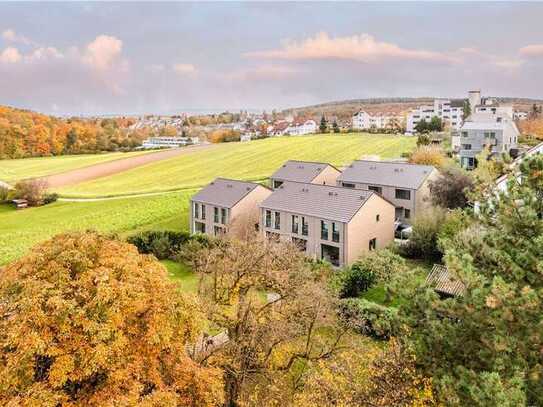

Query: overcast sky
1 2 542 116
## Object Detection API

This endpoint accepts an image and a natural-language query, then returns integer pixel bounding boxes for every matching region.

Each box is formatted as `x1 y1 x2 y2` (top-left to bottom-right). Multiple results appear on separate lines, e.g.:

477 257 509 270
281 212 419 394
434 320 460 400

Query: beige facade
190 180 272 237
270 161 341 189
260 193 395 267
311 165 341 186
338 168 439 223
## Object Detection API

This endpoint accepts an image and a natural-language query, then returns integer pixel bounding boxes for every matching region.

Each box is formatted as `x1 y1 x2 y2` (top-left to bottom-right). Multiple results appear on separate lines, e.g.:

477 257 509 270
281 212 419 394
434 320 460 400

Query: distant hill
283 96 543 123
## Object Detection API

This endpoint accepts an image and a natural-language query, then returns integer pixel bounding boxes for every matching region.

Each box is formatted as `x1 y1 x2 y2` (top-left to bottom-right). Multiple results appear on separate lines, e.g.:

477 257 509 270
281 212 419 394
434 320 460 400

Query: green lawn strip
57 134 416 198
160 259 198 294
0 150 153 183
0 190 193 265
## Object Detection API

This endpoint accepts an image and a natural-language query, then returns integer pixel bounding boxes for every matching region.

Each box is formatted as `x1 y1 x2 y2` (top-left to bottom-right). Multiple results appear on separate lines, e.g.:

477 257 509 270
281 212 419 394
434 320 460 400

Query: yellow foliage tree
0 232 223 406
409 146 446 168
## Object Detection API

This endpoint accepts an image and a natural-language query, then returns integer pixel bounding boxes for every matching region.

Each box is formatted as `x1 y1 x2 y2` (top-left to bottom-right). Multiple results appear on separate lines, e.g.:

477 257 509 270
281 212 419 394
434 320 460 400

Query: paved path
42 144 215 189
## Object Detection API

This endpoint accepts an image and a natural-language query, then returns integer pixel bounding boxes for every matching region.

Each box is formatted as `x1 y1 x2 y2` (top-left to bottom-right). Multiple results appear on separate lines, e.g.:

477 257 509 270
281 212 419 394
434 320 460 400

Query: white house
352 110 401 130
406 99 464 133
140 136 199 149
514 111 528 121
284 119 317 136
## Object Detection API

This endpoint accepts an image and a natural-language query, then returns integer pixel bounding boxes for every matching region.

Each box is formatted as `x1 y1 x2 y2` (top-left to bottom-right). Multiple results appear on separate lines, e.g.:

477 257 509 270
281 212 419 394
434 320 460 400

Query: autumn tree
182 236 344 407
14 178 49 206
392 155 543 405
429 165 474 209
409 145 446 168
0 232 223 406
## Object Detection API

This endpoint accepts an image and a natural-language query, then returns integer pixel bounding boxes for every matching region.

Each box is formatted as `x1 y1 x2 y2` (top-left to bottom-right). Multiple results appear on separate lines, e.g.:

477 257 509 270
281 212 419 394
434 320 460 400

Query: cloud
83 35 123 70
226 65 300 81
1 29 34 45
246 32 457 64
146 64 165 73
172 63 196 75
0 47 22 63
27 47 64 61
519 44 543 57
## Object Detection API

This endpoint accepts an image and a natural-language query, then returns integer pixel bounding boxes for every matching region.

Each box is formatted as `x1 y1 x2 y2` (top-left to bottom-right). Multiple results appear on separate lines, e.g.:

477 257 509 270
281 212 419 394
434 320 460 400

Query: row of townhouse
269 119 317 136
190 160 438 267
351 110 403 131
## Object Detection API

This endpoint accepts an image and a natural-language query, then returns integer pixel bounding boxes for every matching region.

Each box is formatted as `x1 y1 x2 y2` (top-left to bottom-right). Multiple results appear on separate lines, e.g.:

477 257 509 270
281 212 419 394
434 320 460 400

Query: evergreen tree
463 99 471 120
414 119 429 134
332 119 340 133
319 114 328 133
392 155 543 405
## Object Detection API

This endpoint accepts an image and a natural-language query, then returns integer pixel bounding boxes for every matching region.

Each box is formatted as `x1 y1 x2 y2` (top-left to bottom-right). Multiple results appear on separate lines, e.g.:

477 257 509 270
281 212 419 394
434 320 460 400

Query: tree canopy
0 232 223 406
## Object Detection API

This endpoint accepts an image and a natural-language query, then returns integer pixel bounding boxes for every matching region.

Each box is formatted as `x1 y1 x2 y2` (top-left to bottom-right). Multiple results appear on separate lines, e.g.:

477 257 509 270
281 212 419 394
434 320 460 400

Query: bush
409 145 445 168
0 185 9 202
127 230 191 259
429 166 474 209
338 298 399 340
337 249 407 298
14 179 48 206
42 192 59 205
400 207 447 260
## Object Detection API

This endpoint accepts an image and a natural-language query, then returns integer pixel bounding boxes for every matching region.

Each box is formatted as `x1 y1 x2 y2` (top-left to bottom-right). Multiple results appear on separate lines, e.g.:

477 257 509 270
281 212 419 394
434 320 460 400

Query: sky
1 2 543 116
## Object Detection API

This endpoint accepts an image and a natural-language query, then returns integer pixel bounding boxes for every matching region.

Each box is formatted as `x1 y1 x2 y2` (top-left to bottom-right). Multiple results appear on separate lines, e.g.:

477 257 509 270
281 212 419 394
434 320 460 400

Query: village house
259 182 395 267
284 118 317 136
336 160 439 224
190 178 272 236
269 160 341 189
351 110 402 131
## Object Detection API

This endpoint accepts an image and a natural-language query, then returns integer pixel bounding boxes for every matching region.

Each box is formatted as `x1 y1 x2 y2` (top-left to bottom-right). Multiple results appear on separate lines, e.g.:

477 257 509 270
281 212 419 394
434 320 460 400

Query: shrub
429 166 474 209
337 249 407 298
42 192 59 205
127 230 191 259
14 178 48 206
409 145 445 168
338 298 399 340
0 185 9 202
400 207 447 260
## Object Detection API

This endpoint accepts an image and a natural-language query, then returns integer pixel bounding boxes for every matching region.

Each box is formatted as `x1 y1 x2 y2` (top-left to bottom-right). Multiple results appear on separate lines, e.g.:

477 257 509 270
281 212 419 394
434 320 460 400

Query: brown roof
260 181 388 223
192 178 268 208
425 264 465 297
271 160 338 183
337 160 435 190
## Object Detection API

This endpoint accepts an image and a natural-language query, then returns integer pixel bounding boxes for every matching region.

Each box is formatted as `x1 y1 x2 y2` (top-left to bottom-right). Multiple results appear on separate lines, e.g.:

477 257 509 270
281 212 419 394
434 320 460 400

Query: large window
274 212 281 230
321 244 340 267
342 182 355 188
301 217 309 236
395 189 411 200
332 222 340 243
321 220 329 240
214 226 226 236
368 185 382 195
221 208 227 224
201 204 206 220
214 207 219 223
194 221 206 234
265 210 271 228
291 215 299 234
404 209 411 219
194 202 200 219
461 144 472 150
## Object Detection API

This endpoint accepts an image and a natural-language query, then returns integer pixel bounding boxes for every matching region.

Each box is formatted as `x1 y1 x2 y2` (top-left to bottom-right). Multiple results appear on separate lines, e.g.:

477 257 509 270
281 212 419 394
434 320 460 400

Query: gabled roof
260 182 386 223
271 160 339 183
425 264 465 297
337 160 435 190
192 178 267 208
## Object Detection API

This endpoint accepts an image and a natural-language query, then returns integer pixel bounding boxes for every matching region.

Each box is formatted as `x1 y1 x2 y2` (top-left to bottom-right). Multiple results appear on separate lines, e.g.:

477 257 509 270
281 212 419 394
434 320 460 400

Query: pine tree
332 119 340 133
319 114 328 133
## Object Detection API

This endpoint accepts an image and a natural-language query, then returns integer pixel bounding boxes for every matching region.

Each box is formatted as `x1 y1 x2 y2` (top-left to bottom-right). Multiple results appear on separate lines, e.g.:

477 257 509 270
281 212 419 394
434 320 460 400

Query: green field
0 150 152 183
58 134 416 197
0 191 191 265
161 260 199 293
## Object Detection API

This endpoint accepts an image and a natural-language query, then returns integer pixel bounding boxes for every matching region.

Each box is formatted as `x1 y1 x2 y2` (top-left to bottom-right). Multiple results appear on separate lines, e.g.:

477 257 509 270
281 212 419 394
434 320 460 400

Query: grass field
0 191 191 265
58 134 416 197
161 260 198 293
0 150 152 183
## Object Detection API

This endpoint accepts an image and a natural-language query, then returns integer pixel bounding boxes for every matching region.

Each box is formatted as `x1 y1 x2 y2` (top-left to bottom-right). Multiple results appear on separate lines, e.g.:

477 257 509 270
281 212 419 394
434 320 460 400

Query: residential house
141 136 199 149
260 182 395 266
352 110 402 131
336 160 439 224
454 114 519 169
190 178 272 236
269 160 341 189
284 118 317 136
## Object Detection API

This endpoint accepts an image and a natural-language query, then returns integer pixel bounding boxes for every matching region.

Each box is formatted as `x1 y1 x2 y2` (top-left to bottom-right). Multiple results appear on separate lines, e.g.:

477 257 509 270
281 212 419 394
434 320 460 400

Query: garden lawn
58 134 417 197
161 259 198 294
0 150 152 183
0 190 193 265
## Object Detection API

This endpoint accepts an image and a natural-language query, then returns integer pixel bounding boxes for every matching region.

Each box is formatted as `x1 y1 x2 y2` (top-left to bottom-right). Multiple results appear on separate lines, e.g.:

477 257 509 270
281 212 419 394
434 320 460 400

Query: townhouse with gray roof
336 160 439 224
269 160 341 189
190 178 272 236
259 182 395 267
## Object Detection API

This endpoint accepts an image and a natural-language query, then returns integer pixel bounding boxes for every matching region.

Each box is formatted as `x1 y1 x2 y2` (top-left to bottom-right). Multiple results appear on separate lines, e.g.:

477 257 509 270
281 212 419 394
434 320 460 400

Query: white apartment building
284 119 317 136
140 136 199 149
352 110 401 130
406 99 464 133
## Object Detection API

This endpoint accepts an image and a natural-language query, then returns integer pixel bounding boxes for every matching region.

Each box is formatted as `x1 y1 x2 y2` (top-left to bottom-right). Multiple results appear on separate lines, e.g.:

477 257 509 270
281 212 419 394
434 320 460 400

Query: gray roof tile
260 182 378 223
270 160 336 183
192 178 265 208
337 160 435 190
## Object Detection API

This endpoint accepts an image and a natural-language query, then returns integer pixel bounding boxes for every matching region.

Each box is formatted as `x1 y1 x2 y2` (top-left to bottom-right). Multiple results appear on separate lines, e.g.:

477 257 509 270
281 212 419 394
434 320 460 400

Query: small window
221 208 227 224
342 182 355 188
201 204 206 220
395 189 411 200
368 185 382 195
332 222 340 243
462 144 472 150
265 210 271 228
214 226 225 236
214 207 219 223
291 215 299 234
273 180 283 189
321 220 329 240
462 131 468 137
301 217 309 236
369 238 377 251
404 209 411 219
274 212 281 230
194 202 200 219
376 214 380 222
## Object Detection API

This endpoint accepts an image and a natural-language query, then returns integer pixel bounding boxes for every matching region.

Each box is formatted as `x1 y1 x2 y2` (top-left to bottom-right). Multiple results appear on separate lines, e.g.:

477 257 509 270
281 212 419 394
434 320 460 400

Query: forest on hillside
0 106 149 159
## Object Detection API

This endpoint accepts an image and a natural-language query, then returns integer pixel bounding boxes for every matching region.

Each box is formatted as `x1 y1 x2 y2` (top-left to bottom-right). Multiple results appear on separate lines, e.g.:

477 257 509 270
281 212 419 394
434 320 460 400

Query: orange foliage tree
0 232 223 406
409 145 446 168
518 118 543 140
